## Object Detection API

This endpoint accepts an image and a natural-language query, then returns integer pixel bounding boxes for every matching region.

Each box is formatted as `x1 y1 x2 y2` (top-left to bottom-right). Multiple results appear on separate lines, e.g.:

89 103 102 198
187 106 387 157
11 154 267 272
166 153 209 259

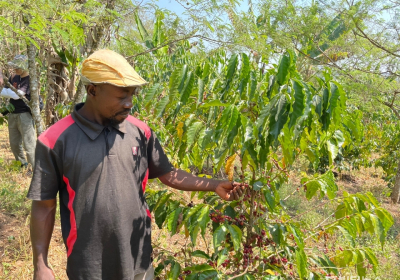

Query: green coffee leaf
227 224 242 251
167 262 181 280
277 52 291 85
213 225 227 249
197 205 211 236
295 248 307 279
167 207 182 235
191 250 210 260
289 79 305 128
200 100 229 108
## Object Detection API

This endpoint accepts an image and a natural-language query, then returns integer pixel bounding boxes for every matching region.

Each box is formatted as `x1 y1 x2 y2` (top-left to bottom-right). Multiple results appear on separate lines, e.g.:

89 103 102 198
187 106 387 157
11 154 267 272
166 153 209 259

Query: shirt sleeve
147 130 174 179
27 140 63 200
18 76 30 98
0 88 20 99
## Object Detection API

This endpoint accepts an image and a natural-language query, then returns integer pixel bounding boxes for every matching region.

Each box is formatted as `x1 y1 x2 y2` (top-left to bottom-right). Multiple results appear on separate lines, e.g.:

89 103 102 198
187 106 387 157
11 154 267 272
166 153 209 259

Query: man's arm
30 199 57 280
158 168 247 201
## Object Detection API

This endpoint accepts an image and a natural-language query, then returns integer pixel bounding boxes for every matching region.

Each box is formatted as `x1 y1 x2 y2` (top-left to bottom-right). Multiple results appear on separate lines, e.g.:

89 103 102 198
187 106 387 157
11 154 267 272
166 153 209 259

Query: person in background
0 55 36 169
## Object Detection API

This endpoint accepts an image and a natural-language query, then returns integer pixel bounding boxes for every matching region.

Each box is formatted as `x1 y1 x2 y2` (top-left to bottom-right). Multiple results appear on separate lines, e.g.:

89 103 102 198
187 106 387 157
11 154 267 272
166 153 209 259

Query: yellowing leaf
317 230 324 240
177 122 184 140
184 224 190 238
265 269 275 275
225 154 237 181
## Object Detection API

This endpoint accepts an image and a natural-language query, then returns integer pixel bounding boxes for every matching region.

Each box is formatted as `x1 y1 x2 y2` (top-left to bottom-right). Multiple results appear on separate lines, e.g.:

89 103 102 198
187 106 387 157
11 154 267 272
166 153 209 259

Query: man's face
88 83 138 125
15 68 23 75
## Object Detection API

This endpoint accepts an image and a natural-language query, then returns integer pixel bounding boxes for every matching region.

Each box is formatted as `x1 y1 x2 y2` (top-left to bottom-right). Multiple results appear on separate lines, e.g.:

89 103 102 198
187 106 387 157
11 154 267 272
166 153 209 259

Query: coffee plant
0 102 13 125
132 41 393 279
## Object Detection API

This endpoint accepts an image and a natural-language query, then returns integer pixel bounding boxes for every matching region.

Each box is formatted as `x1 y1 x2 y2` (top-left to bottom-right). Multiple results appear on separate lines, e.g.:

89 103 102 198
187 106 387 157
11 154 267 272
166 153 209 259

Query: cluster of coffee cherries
178 270 191 280
242 192 252 202
242 244 254 268
239 230 291 270
209 210 249 227
221 259 230 268
209 210 233 224
206 258 231 269
255 230 275 247
233 214 246 226
266 255 288 265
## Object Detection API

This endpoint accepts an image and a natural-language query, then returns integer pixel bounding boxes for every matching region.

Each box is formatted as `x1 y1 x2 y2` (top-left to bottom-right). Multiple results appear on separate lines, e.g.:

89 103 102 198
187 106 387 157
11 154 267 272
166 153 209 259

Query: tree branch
382 99 400 120
354 23 400 58
126 34 236 59
125 34 197 59
3 77 32 106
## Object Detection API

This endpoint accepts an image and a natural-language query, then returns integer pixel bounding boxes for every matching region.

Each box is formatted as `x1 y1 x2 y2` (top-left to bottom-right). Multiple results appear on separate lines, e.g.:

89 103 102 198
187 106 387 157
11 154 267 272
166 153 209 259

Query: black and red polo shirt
27 103 173 280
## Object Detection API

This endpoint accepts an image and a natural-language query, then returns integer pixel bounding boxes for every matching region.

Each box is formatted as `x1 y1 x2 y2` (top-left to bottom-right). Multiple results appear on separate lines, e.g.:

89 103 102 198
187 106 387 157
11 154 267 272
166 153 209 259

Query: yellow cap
81 49 148 87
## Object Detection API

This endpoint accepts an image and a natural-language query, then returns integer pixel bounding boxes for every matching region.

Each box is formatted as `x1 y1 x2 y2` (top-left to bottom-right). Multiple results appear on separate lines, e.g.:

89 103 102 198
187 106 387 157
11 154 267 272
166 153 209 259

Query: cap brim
80 75 148 87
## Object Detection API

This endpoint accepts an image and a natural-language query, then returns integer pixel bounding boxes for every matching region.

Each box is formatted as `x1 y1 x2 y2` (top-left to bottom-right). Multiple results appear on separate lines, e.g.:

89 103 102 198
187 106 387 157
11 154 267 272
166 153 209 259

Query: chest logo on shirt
132 146 139 156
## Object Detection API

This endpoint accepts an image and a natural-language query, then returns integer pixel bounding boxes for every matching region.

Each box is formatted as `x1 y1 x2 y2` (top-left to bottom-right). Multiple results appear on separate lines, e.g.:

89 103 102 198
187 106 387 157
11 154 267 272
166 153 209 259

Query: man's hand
215 181 248 201
159 169 248 201
33 265 55 280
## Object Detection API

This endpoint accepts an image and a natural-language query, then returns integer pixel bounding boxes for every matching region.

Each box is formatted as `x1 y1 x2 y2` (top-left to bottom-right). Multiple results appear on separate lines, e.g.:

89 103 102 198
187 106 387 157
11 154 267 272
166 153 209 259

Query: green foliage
133 25 391 276
369 112 400 190
0 2 395 278
0 102 14 125
0 157 30 216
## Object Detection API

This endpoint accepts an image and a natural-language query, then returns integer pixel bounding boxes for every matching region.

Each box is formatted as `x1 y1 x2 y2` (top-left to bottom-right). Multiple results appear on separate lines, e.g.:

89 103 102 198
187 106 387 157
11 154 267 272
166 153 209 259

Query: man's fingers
225 182 249 201
231 182 249 189
231 186 242 196
233 189 240 200
230 187 244 200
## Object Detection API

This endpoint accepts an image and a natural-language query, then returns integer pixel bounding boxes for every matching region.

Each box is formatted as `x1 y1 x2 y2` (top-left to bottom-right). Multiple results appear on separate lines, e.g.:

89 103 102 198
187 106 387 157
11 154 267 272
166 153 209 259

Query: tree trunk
27 42 44 136
391 159 400 203
68 56 78 99
44 48 70 126
72 0 116 107
72 80 85 109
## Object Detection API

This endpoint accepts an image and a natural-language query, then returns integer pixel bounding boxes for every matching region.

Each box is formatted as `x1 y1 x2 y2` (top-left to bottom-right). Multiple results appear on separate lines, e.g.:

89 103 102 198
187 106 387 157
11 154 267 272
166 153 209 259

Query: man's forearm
159 168 225 192
30 199 56 269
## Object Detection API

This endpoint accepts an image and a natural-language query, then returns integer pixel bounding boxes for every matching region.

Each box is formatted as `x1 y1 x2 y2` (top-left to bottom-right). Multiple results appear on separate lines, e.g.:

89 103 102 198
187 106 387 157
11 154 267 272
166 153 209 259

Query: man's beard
108 109 130 126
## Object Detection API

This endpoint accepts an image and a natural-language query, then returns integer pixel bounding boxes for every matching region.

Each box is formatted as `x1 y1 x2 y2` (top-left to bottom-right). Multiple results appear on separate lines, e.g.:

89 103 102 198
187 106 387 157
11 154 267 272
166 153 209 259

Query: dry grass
0 124 68 279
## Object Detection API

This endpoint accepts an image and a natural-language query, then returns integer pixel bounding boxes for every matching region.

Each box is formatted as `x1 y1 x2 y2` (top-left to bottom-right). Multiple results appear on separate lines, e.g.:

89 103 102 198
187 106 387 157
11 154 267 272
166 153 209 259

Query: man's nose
123 97 133 109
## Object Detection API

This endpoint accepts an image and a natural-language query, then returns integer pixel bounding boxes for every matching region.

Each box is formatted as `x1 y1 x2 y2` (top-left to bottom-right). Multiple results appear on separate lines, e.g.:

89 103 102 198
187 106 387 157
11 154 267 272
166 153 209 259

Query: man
0 55 36 168
28 49 246 280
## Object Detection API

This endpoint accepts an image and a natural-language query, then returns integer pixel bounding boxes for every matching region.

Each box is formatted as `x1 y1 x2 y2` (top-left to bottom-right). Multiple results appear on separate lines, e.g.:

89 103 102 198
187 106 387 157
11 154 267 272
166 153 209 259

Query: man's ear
86 84 97 97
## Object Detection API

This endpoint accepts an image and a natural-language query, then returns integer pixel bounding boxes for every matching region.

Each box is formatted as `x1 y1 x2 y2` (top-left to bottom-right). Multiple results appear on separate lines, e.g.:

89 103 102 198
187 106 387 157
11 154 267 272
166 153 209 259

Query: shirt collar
71 103 127 140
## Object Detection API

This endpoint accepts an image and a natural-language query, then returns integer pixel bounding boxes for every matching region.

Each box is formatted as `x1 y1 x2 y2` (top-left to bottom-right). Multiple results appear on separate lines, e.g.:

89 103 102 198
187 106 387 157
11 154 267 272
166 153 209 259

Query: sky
151 0 250 17
155 0 186 14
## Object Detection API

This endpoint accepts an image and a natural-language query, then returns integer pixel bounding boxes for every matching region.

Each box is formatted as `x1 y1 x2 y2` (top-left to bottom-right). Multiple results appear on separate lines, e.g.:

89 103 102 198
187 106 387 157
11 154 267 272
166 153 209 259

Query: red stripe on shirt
63 175 77 257
142 170 151 219
142 169 149 193
39 115 75 149
126 115 151 140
